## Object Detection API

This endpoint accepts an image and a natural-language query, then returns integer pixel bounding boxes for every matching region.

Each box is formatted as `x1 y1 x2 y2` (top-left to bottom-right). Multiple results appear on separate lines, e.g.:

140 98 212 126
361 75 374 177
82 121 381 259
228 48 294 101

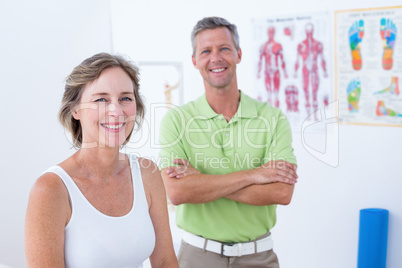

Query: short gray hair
191 17 240 55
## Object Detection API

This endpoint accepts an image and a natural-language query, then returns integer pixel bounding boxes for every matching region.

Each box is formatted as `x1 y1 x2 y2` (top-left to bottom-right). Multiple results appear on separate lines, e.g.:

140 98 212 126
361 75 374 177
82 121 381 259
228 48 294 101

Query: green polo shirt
159 91 296 243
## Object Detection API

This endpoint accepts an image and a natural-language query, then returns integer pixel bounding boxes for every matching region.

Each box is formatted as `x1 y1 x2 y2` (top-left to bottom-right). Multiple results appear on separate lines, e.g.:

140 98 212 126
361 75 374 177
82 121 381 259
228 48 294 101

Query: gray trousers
177 239 280 268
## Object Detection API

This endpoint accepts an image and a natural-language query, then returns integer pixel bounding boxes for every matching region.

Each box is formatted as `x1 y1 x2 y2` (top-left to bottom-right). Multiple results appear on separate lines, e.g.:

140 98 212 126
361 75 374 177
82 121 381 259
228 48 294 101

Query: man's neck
205 87 240 122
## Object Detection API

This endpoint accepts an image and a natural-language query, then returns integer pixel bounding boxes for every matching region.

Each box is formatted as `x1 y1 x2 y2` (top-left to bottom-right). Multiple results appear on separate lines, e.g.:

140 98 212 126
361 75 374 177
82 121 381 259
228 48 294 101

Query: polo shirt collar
237 91 258 118
194 94 218 119
194 91 258 119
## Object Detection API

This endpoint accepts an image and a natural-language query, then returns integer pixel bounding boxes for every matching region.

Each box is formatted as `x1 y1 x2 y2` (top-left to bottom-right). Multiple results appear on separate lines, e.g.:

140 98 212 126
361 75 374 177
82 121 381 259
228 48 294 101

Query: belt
181 230 273 257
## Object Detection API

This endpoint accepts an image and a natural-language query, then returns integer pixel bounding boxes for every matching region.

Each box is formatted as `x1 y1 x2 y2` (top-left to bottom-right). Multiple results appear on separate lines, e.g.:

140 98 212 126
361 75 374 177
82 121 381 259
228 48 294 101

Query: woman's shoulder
30 156 77 209
27 168 71 226
136 157 159 173
136 157 161 186
126 155 163 188
30 169 69 204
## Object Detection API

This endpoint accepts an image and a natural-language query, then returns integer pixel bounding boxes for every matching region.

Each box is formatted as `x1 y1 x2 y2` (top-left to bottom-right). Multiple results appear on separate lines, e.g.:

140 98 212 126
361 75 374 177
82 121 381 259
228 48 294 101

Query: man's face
192 27 242 91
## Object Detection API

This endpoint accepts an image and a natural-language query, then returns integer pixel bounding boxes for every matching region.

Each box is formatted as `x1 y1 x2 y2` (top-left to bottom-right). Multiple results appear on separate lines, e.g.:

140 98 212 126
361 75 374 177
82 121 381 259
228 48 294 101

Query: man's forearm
161 169 254 205
225 183 295 206
162 160 297 206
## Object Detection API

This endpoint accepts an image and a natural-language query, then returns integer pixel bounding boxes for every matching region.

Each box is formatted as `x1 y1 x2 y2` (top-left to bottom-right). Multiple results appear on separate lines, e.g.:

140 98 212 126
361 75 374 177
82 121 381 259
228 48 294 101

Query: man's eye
222 47 229 51
94 98 107 102
202 50 209 54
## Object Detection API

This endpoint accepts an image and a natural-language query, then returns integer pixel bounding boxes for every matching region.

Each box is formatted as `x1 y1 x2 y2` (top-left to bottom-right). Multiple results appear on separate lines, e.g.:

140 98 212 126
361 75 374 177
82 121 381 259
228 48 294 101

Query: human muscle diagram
336 6 402 126
257 27 288 108
253 12 331 131
294 23 328 119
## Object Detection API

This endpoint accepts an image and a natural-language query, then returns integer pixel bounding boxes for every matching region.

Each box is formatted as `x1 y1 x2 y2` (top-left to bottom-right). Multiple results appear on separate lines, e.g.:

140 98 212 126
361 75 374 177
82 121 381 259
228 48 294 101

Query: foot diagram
347 78 361 113
380 18 397 70
349 20 364 70
374 77 400 96
376 100 402 117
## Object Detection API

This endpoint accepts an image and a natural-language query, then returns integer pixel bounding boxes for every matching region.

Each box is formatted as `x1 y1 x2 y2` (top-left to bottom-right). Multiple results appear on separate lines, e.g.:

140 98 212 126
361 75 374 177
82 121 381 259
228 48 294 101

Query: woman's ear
71 107 80 120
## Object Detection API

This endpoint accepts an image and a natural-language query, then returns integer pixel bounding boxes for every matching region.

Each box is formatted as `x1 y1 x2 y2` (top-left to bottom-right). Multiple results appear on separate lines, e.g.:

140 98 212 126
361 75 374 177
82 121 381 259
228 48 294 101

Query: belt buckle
221 243 229 257
221 243 243 257
221 243 233 257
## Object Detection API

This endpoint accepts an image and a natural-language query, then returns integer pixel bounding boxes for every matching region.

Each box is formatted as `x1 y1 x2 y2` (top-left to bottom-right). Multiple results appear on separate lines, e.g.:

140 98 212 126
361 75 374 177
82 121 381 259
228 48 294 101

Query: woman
24 53 178 268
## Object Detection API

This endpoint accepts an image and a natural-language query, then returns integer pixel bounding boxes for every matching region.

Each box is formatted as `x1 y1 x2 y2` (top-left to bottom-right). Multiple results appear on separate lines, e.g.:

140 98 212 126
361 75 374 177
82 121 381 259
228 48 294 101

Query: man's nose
211 50 223 63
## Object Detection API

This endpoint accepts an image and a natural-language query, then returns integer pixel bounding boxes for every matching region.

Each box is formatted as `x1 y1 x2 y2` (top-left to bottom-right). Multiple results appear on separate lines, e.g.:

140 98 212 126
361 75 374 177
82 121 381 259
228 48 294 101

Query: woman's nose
108 103 124 118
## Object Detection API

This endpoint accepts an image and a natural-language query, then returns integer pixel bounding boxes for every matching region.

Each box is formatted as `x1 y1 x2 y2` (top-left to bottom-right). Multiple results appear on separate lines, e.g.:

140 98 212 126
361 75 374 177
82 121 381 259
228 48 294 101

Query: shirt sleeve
158 108 189 169
265 109 297 165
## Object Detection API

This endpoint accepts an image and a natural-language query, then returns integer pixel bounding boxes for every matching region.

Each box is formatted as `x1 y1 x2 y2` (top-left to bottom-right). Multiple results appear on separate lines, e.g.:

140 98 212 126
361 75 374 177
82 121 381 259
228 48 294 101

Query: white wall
0 1 112 267
110 0 402 268
0 0 401 267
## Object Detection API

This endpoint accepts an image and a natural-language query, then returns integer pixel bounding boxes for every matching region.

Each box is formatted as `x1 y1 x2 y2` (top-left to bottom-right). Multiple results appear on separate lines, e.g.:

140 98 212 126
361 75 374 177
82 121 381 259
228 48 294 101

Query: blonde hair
58 52 145 148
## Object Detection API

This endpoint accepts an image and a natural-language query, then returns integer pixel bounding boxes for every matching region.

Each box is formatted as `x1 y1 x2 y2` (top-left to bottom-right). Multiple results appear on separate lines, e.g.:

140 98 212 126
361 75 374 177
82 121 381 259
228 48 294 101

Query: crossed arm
161 159 298 206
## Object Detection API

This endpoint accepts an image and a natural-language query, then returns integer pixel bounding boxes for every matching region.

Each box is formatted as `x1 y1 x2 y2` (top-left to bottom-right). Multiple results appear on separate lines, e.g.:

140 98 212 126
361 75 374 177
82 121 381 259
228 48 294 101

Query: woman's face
72 67 137 149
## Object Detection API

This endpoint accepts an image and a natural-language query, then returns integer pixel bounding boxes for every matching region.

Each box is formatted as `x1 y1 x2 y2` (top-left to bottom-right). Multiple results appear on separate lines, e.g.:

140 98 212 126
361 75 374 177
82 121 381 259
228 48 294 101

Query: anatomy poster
253 11 332 132
335 6 402 126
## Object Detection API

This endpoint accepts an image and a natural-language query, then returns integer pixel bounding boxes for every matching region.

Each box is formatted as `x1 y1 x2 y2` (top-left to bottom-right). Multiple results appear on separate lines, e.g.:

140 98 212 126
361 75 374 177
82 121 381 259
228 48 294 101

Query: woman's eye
94 98 107 102
121 97 133 101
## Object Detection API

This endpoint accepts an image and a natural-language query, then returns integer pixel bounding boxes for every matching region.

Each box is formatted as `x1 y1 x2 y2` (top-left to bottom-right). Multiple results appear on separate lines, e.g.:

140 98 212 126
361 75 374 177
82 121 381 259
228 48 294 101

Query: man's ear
192 54 198 69
237 48 242 64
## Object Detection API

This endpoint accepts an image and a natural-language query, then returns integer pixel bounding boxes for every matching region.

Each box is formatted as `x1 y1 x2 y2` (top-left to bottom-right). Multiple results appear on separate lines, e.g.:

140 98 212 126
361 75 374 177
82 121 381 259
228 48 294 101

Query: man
257 26 288 108
159 17 298 268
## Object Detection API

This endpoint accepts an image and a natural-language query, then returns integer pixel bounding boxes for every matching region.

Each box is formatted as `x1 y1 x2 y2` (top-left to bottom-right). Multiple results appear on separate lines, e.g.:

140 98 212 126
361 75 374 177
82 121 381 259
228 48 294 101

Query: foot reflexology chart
335 6 402 126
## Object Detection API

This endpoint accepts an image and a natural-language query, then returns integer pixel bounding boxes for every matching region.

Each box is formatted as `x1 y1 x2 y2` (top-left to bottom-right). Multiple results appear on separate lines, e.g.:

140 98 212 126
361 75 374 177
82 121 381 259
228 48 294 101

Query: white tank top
43 155 156 268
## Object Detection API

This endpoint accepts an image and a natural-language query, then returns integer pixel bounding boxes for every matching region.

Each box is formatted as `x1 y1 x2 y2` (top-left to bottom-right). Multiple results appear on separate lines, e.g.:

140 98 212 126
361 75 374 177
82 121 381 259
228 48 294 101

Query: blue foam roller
357 208 389 268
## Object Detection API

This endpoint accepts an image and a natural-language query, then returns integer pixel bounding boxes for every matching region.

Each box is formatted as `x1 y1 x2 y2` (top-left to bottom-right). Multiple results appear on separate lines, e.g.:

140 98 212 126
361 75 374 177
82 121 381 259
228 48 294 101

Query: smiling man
159 17 298 268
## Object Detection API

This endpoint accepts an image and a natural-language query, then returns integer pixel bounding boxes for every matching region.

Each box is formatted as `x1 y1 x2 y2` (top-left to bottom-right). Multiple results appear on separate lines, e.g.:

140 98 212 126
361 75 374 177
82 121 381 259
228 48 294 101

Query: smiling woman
71 67 138 148
24 53 178 268
59 53 145 149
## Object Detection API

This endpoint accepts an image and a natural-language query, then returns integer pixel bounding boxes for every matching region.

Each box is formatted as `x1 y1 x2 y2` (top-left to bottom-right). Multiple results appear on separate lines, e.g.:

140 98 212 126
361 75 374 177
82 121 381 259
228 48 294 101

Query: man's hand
165 159 201 179
252 160 298 185
161 159 297 206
